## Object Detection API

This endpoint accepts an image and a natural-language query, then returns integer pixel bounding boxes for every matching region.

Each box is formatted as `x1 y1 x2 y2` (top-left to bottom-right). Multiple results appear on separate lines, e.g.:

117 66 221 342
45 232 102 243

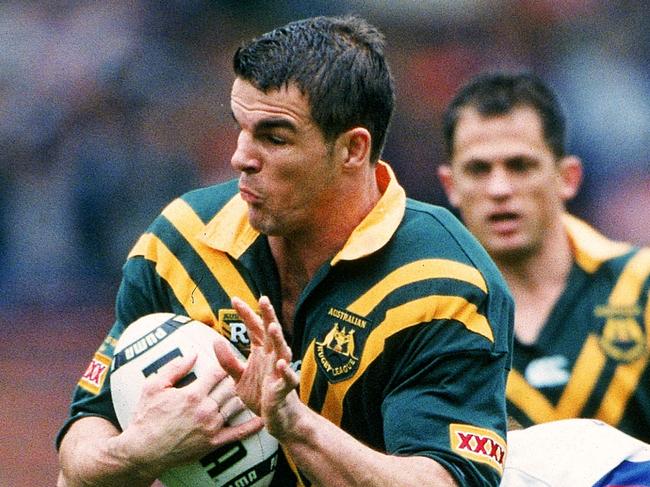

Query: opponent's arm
216 296 458 487
57 352 263 487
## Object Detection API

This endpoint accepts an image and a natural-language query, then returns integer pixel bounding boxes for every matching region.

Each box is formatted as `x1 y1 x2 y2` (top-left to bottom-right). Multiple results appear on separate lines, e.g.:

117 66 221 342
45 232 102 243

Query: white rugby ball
110 312 278 487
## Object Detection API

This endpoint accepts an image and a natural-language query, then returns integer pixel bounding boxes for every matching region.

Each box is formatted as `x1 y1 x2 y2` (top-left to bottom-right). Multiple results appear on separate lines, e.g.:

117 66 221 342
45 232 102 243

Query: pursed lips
238 184 261 204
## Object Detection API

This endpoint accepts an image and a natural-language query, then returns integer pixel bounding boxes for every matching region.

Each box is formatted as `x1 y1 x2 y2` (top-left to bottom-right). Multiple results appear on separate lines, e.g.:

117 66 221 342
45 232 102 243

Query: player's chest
512 272 649 391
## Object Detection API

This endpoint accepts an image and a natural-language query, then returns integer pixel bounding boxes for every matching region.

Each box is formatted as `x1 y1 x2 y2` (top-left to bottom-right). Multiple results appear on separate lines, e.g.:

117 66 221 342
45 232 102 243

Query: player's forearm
279 403 458 487
57 417 156 487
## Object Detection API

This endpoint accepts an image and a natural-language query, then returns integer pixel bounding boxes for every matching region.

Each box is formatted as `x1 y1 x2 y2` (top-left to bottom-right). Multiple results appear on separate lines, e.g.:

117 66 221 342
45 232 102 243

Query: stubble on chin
489 239 538 266
247 208 283 237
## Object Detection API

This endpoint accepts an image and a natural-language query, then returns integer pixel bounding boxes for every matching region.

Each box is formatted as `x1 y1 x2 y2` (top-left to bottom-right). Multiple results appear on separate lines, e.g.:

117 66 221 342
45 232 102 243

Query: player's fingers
218 395 246 424
259 295 280 327
189 361 229 397
268 321 292 362
214 338 246 382
148 352 198 389
212 416 264 447
277 358 300 391
231 296 265 346
259 296 283 353
207 375 236 406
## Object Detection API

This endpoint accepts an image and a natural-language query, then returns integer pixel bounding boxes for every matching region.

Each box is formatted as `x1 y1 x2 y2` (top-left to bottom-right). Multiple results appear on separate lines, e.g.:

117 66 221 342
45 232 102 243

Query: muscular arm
58 417 155 487
216 297 458 487
57 352 263 487
273 391 457 486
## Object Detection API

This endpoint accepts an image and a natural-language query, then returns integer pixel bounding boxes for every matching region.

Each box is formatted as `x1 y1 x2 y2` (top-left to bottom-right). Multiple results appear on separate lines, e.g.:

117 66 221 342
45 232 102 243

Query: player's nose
231 131 261 174
486 167 514 198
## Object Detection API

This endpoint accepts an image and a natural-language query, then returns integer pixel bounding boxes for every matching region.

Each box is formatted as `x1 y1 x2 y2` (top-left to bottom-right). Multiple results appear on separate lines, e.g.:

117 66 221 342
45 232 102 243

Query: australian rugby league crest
596 303 647 363
315 307 372 383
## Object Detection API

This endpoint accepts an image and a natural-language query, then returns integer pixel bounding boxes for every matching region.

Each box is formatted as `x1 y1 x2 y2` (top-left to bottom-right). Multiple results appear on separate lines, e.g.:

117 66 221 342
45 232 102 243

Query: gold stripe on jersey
347 259 488 317
597 357 648 425
507 248 650 425
128 233 218 327
554 334 607 416
506 335 607 422
595 248 650 425
161 198 258 309
199 194 260 259
321 295 492 425
506 370 557 422
607 248 650 303
128 232 152 258
563 214 632 273
299 341 318 404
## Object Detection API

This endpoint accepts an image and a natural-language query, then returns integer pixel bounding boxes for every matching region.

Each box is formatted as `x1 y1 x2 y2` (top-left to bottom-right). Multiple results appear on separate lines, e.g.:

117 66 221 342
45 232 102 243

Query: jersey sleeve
381 274 512 486
55 257 170 449
383 343 509 486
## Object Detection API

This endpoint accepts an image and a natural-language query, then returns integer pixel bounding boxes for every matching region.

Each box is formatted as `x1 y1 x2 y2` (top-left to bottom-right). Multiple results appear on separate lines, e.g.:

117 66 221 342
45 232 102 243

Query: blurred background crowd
2 0 649 309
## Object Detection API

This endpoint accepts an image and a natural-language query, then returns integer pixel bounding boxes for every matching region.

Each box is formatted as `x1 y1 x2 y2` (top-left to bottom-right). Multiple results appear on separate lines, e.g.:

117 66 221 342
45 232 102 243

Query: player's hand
215 296 301 440
115 351 264 478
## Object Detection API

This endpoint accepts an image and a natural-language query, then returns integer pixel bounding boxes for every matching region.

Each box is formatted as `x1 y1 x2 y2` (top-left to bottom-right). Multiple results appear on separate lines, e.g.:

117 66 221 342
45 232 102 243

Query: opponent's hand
116 351 264 478
215 296 301 440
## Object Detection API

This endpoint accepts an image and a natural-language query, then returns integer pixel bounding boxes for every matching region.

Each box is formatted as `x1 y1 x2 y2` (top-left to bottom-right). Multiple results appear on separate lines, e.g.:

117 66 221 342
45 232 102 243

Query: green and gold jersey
507 214 650 442
58 163 514 486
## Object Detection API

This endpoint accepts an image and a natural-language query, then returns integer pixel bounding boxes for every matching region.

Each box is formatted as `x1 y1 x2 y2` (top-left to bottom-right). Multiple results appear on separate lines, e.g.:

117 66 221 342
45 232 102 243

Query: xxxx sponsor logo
449 423 506 473
78 351 111 395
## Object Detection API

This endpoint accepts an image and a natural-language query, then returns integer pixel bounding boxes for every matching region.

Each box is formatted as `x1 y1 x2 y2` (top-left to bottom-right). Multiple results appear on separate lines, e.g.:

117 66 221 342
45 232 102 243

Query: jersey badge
78 350 111 395
596 304 647 363
449 423 506 474
315 307 370 383
524 355 570 388
218 309 251 356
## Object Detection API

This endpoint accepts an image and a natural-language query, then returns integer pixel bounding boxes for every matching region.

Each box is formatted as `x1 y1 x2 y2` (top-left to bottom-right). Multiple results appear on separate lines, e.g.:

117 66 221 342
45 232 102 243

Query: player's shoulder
563 213 649 275
140 179 237 229
176 178 240 222
563 214 650 283
402 199 507 284
600 244 650 281
503 419 650 487
402 198 470 247
125 179 239 263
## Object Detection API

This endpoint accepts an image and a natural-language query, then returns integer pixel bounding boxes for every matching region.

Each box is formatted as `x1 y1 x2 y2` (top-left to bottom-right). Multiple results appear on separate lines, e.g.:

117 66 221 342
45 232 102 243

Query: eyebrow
256 118 298 133
456 157 493 170
230 112 298 133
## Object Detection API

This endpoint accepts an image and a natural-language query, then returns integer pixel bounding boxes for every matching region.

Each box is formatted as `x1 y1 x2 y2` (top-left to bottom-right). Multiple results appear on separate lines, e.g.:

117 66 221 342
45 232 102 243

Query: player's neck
497 223 573 294
496 222 574 345
269 170 381 284
269 171 381 329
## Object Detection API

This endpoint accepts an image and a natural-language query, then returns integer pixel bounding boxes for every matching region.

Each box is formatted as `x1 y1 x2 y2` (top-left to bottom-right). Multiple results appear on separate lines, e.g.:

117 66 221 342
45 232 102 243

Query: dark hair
442 72 567 159
233 15 395 163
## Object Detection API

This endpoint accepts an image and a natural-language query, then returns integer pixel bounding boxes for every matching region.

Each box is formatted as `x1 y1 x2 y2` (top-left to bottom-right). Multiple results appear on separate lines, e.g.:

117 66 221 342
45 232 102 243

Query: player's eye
266 134 286 145
464 160 491 176
507 157 535 173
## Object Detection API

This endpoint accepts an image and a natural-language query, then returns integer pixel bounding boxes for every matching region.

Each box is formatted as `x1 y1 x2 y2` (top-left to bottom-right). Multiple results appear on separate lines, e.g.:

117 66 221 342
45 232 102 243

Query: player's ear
558 155 582 201
338 127 371 170
437 164 460 207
